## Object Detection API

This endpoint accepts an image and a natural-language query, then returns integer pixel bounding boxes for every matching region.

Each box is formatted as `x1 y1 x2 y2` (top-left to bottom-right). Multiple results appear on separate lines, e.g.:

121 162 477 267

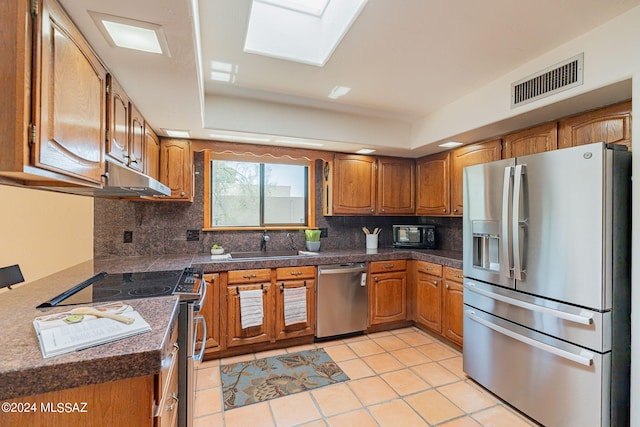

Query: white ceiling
59 0 640 156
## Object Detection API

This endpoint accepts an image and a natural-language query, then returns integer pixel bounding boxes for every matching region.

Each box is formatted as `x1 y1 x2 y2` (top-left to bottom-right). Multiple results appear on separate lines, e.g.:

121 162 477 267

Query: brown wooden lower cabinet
442 267 464 346
274 266 316 340
220 267 316 352
2 323 179 427
368 260 407 325
410 261 463 347
413 261 443 334
225 269 274 348
200 274 221 358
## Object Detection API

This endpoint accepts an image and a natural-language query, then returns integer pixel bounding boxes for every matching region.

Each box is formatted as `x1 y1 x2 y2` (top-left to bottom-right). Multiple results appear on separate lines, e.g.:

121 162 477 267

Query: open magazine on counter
33 302 151 358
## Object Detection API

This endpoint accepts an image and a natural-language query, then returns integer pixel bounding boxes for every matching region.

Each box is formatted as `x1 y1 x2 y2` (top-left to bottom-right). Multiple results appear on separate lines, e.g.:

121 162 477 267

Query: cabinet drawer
227 269 272 284
444 267 464 282
276 266 316 280
415 261 442 276
370 260 407 273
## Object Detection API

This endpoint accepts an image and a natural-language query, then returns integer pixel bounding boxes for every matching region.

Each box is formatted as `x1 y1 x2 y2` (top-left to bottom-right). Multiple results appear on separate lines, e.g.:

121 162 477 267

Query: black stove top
37 268 202 308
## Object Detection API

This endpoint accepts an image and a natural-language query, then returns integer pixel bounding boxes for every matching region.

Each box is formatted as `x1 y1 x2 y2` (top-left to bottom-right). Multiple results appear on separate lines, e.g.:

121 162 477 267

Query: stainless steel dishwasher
316 262 368 338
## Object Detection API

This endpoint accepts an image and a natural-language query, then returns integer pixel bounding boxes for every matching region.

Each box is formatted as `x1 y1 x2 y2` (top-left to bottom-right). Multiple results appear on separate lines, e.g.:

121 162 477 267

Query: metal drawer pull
465 282 594 325
465 309 594 367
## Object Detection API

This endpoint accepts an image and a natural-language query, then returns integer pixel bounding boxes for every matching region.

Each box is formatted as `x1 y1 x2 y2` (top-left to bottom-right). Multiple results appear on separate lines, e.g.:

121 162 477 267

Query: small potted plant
304 229 321 252
210 243 224 255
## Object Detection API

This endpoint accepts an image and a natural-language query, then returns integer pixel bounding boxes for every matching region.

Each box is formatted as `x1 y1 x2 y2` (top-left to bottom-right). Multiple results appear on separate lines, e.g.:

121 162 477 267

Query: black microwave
392 225 436 249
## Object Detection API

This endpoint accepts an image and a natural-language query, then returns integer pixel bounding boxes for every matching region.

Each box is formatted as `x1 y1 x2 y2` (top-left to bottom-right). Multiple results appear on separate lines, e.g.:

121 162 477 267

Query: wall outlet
186 229 200 241
319 228 328 238
123 231 133 243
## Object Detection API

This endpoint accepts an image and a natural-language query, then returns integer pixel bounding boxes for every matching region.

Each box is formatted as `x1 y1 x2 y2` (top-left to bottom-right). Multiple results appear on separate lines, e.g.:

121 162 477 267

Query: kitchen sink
229 250 314 260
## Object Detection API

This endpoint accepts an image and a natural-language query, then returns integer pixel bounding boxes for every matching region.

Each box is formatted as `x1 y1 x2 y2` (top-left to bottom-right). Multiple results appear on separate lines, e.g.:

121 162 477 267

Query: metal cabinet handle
433 280 438 285
383 264 394 269
168 393 179 411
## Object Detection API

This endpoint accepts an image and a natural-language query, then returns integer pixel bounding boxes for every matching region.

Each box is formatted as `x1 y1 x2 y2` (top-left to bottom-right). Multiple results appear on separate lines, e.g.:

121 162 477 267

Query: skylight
244 0 368 67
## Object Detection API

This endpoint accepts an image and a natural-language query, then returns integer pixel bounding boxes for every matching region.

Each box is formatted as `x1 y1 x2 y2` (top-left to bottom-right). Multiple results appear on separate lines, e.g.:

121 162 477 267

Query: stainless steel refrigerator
462 142 631 427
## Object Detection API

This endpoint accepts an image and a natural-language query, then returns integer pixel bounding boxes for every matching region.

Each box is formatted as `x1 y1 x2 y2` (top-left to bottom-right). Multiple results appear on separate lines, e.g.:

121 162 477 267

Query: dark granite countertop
0 248 461 400
0 261 180 400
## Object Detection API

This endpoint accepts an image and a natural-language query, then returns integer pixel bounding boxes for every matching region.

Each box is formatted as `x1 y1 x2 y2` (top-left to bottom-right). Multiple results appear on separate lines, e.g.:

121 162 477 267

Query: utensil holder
366 234 378 249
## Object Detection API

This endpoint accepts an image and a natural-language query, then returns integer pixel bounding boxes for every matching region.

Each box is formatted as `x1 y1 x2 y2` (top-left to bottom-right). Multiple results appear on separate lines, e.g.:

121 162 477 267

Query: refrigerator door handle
512 164 527 280
501 166 513 278
464 281 594 325
465 309 594 366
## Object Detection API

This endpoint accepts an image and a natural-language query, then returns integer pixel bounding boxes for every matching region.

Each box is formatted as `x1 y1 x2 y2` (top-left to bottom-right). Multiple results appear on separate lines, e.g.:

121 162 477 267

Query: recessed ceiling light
90 12 171 56
244 0 368 66
163 129 191 138
438 141 464 148
356 148 376 154
328 86 351 99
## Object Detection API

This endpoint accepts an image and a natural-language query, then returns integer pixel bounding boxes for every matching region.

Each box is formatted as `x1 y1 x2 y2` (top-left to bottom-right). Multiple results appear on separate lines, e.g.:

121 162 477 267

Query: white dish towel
239 289 264 329
283 286 307 326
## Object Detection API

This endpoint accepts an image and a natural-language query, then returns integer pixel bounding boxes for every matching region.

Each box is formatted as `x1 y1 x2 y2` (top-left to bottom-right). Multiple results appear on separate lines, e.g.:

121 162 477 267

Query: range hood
99 161 171 197
37 161 171 197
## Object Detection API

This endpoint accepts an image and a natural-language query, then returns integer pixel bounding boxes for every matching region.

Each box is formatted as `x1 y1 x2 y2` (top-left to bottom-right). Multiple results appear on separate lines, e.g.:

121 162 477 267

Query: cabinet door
332 154 376 215
200 274 221 355
442 267 464 346
414 262 443 333
33 0 105 184
225 283 274 348
450 139 501 216
105 75 129 165
416 151 450 216
503 122 557 158
377 157 415 214
159 139 193 201
369 271 407 325
275 278 316 340
558 101 632 150
144 123 160 180
128 103 145 172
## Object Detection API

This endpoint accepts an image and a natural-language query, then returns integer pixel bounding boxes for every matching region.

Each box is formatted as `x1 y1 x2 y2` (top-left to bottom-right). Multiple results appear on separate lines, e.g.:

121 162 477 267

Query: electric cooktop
37 268 203 308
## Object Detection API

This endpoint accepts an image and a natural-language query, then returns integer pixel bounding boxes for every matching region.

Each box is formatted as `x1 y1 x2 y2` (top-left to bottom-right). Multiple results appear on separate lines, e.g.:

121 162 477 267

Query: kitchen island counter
0 260 180 401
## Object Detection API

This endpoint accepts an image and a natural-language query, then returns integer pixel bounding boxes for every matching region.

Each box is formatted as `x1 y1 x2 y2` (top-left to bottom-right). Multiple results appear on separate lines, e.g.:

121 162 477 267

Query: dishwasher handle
318 265 367 275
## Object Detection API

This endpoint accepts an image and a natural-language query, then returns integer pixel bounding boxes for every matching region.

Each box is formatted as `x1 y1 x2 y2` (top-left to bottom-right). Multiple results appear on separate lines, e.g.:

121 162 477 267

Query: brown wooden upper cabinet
376 157 415 215
128 103 145 173
144 123 161 180
331 154 377 214
503 122 558 158
327 154 415 215
159 139 193 201
416 151 450 215
0 0 106 186
449 139 502 216
106 75 130 166
558 101 632 150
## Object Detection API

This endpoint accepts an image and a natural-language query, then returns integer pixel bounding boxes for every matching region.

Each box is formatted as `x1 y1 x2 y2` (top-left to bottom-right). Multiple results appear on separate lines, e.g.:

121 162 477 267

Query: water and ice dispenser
471 221 500 272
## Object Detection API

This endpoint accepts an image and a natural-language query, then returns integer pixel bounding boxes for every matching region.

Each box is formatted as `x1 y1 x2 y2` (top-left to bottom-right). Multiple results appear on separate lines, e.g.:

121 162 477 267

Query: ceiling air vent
511 53 584 108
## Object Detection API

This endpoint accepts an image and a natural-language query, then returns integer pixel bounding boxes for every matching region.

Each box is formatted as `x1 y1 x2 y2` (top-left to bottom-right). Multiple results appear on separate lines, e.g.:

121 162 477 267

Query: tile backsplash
94 153 462 257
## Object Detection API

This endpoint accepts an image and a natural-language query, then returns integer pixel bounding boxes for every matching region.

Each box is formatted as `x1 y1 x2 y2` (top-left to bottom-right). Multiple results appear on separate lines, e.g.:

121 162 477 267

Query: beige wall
0 185 93 285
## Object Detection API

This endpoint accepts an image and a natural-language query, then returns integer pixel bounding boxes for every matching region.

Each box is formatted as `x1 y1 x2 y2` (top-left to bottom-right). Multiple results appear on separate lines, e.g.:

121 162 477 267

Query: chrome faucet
260 230 270 251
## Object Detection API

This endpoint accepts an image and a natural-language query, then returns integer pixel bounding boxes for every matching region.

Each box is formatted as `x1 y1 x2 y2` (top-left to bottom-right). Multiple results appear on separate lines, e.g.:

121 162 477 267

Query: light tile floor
193 327 541 427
